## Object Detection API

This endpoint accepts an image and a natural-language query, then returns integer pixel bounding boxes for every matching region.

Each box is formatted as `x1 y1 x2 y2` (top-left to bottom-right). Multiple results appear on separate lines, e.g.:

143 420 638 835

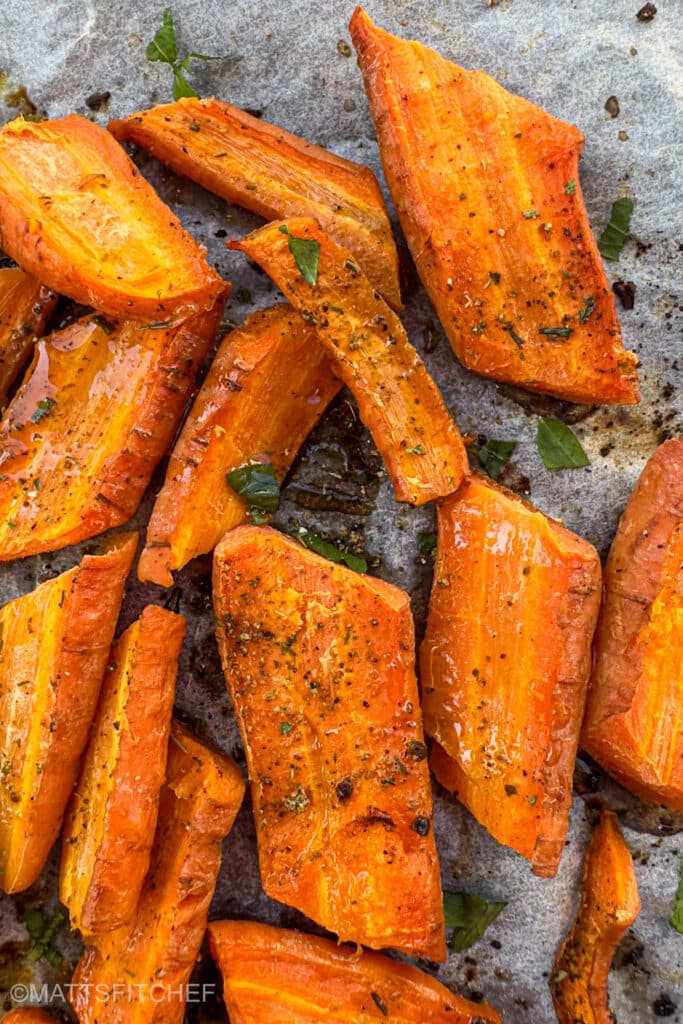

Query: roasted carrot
208 921 501 1024
2 1010 56 1024
138 303 341 586
213 525 445 960
109 97 402 310
0 115 227 322
582 439 683 811
230 217 467 506
422 476 601 877
349 8 640 405
0 268 56 408
0 300 224 561
0 532 136 894
60 606 185 936
71 722 245 1024
551 811 640 1023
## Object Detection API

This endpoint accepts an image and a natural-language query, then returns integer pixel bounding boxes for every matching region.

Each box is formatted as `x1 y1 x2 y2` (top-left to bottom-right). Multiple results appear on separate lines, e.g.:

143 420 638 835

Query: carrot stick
0 268 56 407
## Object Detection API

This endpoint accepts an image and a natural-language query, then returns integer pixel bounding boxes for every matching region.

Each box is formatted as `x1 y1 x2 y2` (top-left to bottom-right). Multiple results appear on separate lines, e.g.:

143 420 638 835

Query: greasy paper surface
0 2 682 1022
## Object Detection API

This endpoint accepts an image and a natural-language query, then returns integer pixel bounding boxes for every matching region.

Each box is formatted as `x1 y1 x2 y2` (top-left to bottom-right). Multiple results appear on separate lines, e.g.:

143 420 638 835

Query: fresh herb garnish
578 296 596 323
522 208 539 219
405 444 425 455
30 397 56 424
226 462 280 524
502 323 525 349
146 8 235 101
278 224 320 285
598 196 634 261
443 891 507 951
564 179 576 196
477 439 516 481
670 858 683 934
294 528 367 574
536 416 589 471
539 326 573 339
24 907 66 967
418 532 437 557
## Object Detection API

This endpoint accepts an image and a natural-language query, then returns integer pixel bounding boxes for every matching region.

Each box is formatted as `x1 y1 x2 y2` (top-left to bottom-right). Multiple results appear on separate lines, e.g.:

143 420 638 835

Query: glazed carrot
0 268 56 407
0 115 227 322
582 439 683 811
0 300 224 561
231 218 467 506
138 303 341 586
60 606 185 937
422 476 601 877
551 811 640 1023
349 8 640 405
71 722 245 1024
208 921 501 1024
109 97 402 310
2 1010 56 1024
0 533 135 894
213 525 445 960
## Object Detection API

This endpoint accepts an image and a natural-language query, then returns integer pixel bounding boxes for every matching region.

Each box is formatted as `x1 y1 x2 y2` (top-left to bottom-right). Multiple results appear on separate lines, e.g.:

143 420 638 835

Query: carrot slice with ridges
109 97 402 310
0 267 56 408
551 811 640 1023
213 525 446 960
71 722 245 1024
138 303 341 586
0 115 227 321
2 1010 56 1024
60 606 185 936
230 217 467 506
582 438 683 811
0 300 224 561
349 7 639 405
0 533 136 894
422 476 601 876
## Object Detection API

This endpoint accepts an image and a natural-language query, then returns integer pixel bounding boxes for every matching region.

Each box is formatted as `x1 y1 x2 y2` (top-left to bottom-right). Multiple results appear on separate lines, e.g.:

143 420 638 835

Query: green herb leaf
477 439 516 481
564 179 576 196
539 326 573 339
172 61 198 100
146 8 177 64
280 226 320 285
226 462 280 522
578 295 596 324
522 208 539 219
23 906 66 966
598 196 634 261
670 858 683 934
30 397 56 424
294 528 367 573
536 417 589 472
443 891 507 951
24 909 46 940
418 532 437 557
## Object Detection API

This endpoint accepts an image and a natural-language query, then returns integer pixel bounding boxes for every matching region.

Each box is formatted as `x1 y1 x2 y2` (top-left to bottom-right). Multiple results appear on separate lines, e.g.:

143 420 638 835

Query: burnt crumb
337 40 352 57
599 441 614 458
653 994 677 1017
636 2 657 20
85 90 111 112
490 939 502 950
613 280 636 309
604 95 620 118
214 228 228 239
335 778 353 802
244 108 263 118
613 931 645 969
343 98 357 112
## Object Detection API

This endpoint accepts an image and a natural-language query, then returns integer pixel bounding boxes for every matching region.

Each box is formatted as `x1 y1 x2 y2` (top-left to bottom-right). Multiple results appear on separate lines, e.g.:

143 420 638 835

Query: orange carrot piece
109 97 402 310
0 533 136 894
349 8 640 405
138 303 341 586
0 268 56 407
551 811 640 1023
230 217 467 506
0 300 224 561
2 1010 56 1024
213 525 445 960
60 606 185 937
582 439 683 811
71 722 245 1024
0 115 227 322
422 476 601 876
208 921 501 1024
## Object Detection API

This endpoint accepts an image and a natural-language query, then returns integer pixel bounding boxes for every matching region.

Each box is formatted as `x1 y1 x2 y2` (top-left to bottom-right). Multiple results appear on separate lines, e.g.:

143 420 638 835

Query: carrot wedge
213 525 446 960
349 8 640 405
208 921 501 1024
60 606 185 937
71 722 245 1024
109 97 402 310
0 533 136 894
138 303 341 586
0 115 227 322
551 811 640 1023
230 218 467 505
0 267 56 407
581 439 683 811
421 476 601 877
0 300 224 561
2 1011 56 1024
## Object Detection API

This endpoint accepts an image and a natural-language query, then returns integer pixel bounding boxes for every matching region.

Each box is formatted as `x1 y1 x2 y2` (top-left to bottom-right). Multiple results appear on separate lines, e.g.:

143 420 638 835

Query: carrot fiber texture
0 267 56 407
213 526 446 960
349 8 639 405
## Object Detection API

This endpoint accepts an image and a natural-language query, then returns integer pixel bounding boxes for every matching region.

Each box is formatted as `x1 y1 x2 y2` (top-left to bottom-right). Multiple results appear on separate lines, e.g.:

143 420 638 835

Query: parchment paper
0 1 682 1021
